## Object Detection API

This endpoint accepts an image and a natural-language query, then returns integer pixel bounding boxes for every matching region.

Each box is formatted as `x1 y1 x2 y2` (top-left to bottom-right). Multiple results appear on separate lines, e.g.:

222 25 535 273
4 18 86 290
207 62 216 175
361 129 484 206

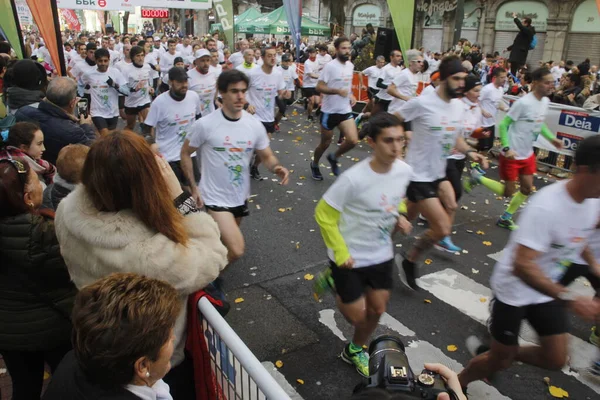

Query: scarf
6 87 44 111
0 146 56 185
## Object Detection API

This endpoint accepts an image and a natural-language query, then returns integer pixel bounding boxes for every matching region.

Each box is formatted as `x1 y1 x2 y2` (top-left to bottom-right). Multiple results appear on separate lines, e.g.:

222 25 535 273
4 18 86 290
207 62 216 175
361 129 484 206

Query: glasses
413 60 424 63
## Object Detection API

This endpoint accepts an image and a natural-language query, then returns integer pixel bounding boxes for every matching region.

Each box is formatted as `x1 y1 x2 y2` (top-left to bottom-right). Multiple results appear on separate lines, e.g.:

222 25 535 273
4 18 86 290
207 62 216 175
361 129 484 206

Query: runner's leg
333 119 358 159
458 339 518 387
207 210 245 263
313 126 334 165
515 334 569 370
406 198 451 263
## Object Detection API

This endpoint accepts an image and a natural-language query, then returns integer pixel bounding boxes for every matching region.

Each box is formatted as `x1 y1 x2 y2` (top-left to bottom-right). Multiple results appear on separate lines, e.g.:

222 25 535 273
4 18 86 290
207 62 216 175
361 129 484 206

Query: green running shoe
463 168 483 194
496 217 518 231
341 344 369 377
312 267 335 301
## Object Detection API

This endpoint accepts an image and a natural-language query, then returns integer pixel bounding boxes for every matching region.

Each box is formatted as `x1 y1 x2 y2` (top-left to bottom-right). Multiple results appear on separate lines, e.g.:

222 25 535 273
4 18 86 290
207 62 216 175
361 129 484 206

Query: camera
76 98 88 119
351 335 459 400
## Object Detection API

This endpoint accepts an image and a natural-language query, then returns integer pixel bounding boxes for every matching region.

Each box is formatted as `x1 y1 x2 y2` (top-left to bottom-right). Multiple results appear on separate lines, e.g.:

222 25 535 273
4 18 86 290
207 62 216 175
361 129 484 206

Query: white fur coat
55 186 228 365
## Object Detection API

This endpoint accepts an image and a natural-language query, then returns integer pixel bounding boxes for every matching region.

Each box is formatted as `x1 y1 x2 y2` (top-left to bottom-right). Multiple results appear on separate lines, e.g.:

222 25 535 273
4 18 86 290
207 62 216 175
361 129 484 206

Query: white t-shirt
188 110 270 207
187 68 217 117
159 51 182 76
209 64 223 77
322 158 413 268
303 59 319 88
551 66 566 86
479 83 505 127
277 65 298 91
114 59 132 73
448 97 482 160
229 51 244 68
81 67 126 118
144 51 160 79
421 84 436 97
316 53 332 71
246 67 286 123
389 69 421 113
376 63 402 101
108 49 121 65
397 93 465 182
362 65 382 89
505 92 550 160
145 91 201 162
319 59 354 114
176 44 193 58
68 54 84 69
574 228 600 264
255 57 264 67
121 63 153 108
491 181 600 306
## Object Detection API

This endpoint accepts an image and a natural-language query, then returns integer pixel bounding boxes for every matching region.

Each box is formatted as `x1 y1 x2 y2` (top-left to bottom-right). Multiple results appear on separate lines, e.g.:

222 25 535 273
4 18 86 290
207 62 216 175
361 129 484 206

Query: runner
187 49 219 117
387 49 424 114
235 49 258 73
245 47 290 179
314 112 413 377
275 53 299 126
303 47 321 122
359 55 385 115
145 66 201 191
180 69 290 264
80 48 127 137
316 45 332 71
114 44 132 73
477 67 508 151
310 37 358 181
142 41 160 94
209 49 223 77
158 39 181 93
464 68 563 231
121 45 154 130
458 135 600 392
393 55 488 289
71 43 98 96
372 49 403 115
228 39 249 69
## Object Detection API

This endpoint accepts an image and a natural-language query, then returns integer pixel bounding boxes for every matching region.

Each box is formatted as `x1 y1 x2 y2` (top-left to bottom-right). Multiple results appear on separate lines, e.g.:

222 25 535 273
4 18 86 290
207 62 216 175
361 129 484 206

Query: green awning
237 6 330 37
234 7 261 25
210 23 222 33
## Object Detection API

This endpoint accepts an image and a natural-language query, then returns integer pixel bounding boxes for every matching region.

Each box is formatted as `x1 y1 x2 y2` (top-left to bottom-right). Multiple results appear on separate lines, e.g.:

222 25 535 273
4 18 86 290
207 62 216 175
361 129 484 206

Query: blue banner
283 0 302 59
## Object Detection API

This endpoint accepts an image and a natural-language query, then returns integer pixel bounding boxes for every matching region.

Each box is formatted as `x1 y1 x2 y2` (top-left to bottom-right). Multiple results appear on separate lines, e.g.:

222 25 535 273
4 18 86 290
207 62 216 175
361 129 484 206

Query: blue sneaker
435 236 462 253
310 162 323 181
327 153 341 176
470 162 486 175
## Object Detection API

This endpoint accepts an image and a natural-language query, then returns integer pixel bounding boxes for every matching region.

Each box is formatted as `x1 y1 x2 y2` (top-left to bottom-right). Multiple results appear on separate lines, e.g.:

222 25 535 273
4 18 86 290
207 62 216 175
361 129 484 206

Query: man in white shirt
145 66 201 190
121 45 154 130
158 39 182 93
176 37 193 59
387 49 424 114
212 32 224 51
114 44 132 73
359 55 385 109
316 45 332 71
275 54 299 123
228 39 249 69
188 49 219 118
310 37 359 181
101 36 120 66
393 55 488 290
206 38 225 64
67 41 87 79
142 41 160 94
551 60 566 87
180 69 290 264
458 136 600 391
303 47 321 121
208 49 223 77
373 50 403 114
477 67 508 151
235 49 258 73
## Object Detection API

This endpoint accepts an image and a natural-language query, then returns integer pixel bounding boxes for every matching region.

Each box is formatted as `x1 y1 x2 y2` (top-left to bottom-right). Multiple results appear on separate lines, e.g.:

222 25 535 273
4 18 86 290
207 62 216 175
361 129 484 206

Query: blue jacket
15 100 95 165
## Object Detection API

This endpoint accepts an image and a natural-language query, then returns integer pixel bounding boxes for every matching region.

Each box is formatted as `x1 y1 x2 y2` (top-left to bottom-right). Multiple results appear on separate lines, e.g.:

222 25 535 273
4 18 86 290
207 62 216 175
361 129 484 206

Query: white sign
127 0 212 9
55 0 134 11
495 1 548 32
15 0 33 25
352 4 381 26
416 0 458 16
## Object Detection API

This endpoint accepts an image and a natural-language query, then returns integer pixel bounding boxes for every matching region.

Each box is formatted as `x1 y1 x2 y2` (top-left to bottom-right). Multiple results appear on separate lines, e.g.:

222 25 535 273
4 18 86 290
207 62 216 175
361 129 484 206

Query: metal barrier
198 297 292 400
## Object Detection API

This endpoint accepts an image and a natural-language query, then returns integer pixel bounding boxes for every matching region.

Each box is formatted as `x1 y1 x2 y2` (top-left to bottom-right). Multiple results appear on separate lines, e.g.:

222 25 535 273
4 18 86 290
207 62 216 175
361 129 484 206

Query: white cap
153 36 160 41
194 49 211 59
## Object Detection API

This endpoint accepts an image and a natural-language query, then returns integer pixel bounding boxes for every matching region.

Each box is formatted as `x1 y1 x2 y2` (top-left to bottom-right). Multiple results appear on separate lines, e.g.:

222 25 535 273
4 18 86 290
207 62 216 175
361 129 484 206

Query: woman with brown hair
0 156 77 400
43 273 181 399
55 130 227 399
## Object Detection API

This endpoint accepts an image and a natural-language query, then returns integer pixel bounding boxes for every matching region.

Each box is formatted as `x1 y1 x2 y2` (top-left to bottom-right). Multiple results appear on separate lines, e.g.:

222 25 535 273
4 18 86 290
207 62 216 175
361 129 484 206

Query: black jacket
508 18 535 65
0 211 76 351
43 350 141 400
15 100 95 165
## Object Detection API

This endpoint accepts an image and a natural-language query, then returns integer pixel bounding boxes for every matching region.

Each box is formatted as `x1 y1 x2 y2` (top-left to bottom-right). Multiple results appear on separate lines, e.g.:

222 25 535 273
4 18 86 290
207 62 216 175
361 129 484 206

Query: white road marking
318 309 346 341
261 362 305 400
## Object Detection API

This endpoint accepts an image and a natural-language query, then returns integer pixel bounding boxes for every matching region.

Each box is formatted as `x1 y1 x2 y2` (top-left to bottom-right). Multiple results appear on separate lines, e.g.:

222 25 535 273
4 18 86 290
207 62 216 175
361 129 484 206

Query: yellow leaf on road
424 299 432 304
275 360 284 368
548 386 569 398
424 259 433 265
278 208 286 212
304 273 314 281
447 345 458 352
299 176 306 180
476 230 485 235
234 298 244 304
296 379 305 385
479 297 487 303
483 241 492 246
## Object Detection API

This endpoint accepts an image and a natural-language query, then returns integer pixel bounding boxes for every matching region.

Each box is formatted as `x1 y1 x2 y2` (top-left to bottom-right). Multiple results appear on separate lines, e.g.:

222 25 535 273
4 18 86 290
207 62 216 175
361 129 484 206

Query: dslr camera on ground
351 335 460 400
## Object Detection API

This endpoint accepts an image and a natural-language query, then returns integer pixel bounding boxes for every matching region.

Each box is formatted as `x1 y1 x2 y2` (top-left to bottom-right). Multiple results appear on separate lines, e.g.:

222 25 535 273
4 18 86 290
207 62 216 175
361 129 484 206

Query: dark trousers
163 353 196 399
446 158 466 202
1 342 71 400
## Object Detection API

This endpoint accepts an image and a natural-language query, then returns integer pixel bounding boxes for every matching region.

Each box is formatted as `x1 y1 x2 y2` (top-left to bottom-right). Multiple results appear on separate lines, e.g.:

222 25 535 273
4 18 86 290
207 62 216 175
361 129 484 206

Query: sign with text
495 1 548 32
128 0 211 9
353 4 382 26
141 8 169 19
55 0 133 11
570 0 600 33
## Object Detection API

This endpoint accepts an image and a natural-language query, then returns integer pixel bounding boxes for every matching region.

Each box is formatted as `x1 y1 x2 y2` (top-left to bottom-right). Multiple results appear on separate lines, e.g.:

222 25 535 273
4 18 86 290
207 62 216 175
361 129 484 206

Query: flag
26 0 65 75
387 0 415 56
283 0 302 59
213 0 234 48
60 9 81 32
0 0 25 58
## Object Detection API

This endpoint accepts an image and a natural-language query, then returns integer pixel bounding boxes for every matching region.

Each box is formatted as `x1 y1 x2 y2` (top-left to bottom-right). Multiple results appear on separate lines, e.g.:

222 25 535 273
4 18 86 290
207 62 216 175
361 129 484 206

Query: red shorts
499 153 537 181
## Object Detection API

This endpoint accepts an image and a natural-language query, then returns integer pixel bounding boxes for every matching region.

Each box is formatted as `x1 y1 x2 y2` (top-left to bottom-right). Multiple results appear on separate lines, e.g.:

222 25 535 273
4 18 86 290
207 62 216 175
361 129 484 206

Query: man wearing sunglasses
387 49 425 114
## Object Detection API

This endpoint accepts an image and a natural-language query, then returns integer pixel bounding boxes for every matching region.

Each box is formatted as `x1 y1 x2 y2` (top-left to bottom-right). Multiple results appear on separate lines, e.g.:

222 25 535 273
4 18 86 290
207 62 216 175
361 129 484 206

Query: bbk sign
56 0 133 10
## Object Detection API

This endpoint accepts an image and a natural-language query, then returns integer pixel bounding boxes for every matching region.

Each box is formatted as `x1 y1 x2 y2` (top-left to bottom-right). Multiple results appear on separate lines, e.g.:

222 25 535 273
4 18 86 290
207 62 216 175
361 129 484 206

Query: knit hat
464 74 482 92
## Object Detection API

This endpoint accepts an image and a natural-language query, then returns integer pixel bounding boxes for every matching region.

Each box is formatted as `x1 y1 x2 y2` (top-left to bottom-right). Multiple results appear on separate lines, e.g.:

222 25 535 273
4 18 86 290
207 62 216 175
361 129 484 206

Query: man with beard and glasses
145 66 201 191
121 45 154 130
80 48 127 136
310 37 358 181
188 49 219 117
392 55 489 290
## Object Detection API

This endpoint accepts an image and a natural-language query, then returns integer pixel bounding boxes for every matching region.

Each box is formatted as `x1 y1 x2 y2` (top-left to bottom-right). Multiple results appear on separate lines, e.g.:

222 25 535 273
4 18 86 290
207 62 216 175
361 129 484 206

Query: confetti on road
471 268 479 274
424 259 433 265
304 273 314 280
483 241 492 246
234 298 244 304
476 230 485 235
548 386 569 398
446 345 458 352
278 208 286 212
275 360 284 368
256 205 261 210
297 379 305 385
424 299 432 304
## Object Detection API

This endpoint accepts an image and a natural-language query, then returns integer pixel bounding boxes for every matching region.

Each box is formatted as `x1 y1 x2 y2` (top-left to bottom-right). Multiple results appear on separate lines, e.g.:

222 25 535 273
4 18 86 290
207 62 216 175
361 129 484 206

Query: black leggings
1 342 71 400
446 158 466 202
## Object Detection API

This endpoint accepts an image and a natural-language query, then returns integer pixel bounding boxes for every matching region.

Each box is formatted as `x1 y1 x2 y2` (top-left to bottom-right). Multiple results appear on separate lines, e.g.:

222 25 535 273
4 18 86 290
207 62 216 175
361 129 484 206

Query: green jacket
0 211 76 351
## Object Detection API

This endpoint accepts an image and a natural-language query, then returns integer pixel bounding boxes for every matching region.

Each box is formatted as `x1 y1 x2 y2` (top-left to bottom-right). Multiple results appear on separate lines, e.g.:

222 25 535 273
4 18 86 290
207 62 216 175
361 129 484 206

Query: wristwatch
502 146 510 152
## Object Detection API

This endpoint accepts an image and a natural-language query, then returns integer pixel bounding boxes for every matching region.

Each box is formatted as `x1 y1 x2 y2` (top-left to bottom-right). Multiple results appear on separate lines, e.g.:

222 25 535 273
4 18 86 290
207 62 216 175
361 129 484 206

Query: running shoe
315 105 322 117
327 153 341 176
470 162 486 175
310 161 323 181
463 168 483 194
496 217 518 231
274 123 280 132
590 360 600 377
354 112 364 127
250 166 262 181
418 213 428 222
281 116 288 121
308 115 314 122
340 344 370 377
395 254 418 291
312 267 335 301
466 335 490 357
590 326 599 347
435 236 462 253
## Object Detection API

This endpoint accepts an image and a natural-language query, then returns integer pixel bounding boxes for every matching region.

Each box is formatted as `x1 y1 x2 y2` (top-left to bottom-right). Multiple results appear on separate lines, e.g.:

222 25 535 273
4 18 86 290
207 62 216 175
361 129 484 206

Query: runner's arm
180 139 202 204
581 246 600 279
315 199 351 266
255 147 290 185
376 77 388 89
316 80 344 95
540 123 555 141
513 244 571 299
387 83 411 102
498 115 514 148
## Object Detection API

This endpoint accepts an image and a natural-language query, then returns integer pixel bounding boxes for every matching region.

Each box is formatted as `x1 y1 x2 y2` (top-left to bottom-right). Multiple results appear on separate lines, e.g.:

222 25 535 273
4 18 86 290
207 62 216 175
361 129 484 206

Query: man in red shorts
464 67 562 230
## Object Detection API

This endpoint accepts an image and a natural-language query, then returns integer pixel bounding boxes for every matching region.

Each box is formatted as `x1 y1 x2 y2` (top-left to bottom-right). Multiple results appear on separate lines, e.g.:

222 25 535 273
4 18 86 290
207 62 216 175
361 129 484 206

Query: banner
15 0 33 25
60 9 81 31
283 0 302 60
387 0 414 56
26 0 64 74
128 0 211 9
213 0 233 47
0 1 24 58
55 0 133 11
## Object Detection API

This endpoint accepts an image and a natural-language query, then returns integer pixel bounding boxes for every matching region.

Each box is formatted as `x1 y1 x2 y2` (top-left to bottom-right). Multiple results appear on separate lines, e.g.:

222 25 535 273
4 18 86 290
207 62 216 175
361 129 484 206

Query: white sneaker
281 116 288 121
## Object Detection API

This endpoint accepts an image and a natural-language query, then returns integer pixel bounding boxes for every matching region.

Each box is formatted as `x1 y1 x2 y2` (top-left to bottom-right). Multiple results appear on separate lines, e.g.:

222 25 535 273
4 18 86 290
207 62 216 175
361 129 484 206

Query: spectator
506 13 535 75
3 59 47 115
42 144 89 210
54 131 228 398
552 73 584 106
465 43 483 67
0 157 77 400
15 77 95 165
43 273 180 400
578 59 592 98
0 121 55 188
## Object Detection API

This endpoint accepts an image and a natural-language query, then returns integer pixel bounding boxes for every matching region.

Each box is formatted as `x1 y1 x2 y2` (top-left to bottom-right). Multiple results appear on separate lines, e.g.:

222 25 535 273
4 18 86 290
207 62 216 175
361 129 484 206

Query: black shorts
367 87 379 100
330 259 394 304
205 201 250 219
477 125 495 151
92 116 118 130
559 263 600 292
489 298 569 346
124 103 151 115
374 97 391 111
320 112 354 131
406 178 447 203
262 121 276 134
169 157 200 187
303 87 320 98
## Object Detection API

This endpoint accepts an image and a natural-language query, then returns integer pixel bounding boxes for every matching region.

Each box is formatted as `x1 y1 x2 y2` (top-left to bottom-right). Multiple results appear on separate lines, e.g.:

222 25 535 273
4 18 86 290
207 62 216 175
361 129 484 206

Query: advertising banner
387 0 415 56
128 0 211 9
60 9 81 31
0 1 24 58
213 0 233 46
283 0 302 59
55 0 133 11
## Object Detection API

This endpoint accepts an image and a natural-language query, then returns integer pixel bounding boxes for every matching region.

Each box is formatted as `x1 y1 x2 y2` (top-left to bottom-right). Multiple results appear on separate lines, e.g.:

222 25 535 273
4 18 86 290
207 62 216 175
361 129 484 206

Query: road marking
318 308 511 399
262 362 305 400
418 268 600 394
